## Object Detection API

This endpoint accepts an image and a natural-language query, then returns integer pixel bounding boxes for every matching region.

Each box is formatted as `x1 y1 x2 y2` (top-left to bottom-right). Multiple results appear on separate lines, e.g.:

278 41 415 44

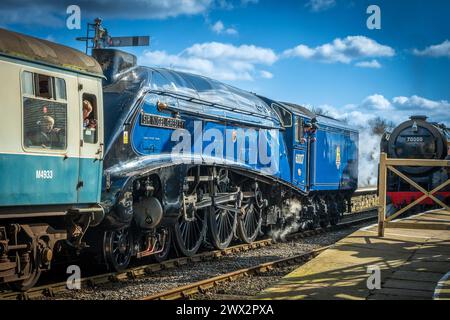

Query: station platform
258 210 450 300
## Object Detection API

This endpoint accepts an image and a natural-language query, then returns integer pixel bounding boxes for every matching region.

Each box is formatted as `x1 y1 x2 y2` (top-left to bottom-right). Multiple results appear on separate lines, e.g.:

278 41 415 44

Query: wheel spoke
245 209 251 228
225 211 232 232
237 198 261 243
216 213 222 240
193 219 200 235
188 223 194 249
180 222 187 243
250 210 257 233
223 212 231 240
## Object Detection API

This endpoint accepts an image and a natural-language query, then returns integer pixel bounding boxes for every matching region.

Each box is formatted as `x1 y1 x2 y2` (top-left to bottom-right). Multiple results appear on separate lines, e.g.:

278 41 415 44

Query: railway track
142 246 330 300
0 203 378 300
142 206 379 301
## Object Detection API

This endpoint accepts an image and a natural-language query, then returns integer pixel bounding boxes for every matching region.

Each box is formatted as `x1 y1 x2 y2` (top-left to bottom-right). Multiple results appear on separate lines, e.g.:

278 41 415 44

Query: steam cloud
269 198 304 242
357 128 380 187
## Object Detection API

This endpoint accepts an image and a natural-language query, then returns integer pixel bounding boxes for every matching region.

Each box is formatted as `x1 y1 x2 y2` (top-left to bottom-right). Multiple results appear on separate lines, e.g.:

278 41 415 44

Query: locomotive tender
0 28 358 289
381 115 450 210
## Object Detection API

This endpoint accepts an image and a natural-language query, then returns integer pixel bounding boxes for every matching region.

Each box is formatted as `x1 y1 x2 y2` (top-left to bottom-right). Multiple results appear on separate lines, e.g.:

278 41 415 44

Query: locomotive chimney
410 115 428 121
92 48 137 85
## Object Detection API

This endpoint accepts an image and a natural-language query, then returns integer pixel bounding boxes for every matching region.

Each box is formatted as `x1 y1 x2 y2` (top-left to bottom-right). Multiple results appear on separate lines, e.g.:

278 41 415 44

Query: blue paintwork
130 96 292 182
127 93 358 193
103 67 359 201
0 153 102 206
78 157 103 203
309 123 359 191
97 67 360 214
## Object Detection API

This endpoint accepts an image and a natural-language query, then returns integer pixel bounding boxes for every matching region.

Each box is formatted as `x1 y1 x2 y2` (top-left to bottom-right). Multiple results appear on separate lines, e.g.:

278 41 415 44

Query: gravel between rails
192 265 300 300
44 221 374 300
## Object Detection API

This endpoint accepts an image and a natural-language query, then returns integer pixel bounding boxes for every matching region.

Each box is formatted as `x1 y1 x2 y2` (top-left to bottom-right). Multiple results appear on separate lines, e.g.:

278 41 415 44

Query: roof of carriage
0 28 103 77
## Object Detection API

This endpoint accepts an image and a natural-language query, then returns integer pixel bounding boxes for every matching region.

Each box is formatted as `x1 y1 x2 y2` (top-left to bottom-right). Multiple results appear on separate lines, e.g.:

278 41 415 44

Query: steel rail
141 246 331 300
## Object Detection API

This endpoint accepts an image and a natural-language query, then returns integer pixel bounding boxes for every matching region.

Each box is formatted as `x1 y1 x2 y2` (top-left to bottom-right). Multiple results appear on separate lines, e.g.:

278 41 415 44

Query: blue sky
1 0 449 126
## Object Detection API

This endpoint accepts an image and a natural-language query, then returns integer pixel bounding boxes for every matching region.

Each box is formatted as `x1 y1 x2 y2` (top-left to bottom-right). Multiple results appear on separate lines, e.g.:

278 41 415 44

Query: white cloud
285 45 315 59
139 42 277 81
305 0 336 12
361 94 392 110
392 95 450 110
211 20 238 35
212 21 225 33
213 0 259 10
226 28 238 35
311 94 450 128
355 59 381 68
259 70 274 79
413 40 450 59
283 36 395 64
215 0 234 10
186 42 278 64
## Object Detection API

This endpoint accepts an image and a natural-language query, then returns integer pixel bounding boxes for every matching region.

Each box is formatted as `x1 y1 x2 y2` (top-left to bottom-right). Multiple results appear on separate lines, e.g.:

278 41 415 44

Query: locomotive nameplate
140 112 185 129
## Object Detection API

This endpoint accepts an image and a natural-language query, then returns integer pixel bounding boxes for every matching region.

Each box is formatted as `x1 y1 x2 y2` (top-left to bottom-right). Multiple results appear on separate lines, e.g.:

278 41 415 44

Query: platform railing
378 153 450 237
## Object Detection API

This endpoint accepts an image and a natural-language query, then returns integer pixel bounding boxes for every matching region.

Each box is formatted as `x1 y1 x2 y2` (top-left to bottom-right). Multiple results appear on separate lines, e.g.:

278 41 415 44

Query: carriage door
77 77 103 204
292 116 308 192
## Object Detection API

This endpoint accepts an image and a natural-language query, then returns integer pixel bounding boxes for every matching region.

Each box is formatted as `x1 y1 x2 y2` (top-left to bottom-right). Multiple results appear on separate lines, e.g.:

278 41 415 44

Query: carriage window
35 74 53 99
22 72 67 151
82 94 98 144
23 99 67 150
22 71 67 102
22 71 34 95
54 78 67 100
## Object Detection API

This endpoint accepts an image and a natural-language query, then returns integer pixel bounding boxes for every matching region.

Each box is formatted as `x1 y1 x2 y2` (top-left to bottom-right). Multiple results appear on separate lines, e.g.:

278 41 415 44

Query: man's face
41 120 53 133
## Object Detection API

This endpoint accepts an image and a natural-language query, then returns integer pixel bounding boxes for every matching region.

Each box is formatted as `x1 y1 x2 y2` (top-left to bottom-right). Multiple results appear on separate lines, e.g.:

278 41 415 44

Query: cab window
295 117 304 142
272 103 292 127
22 71 67 151
82 94 98 144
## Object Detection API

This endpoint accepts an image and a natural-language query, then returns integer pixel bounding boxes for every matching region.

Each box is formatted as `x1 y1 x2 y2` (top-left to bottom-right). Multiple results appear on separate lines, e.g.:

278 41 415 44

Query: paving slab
258 210 450 300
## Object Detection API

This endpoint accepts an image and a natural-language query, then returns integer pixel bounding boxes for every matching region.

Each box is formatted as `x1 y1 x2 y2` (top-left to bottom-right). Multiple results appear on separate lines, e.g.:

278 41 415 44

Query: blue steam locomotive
0 27 358 290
